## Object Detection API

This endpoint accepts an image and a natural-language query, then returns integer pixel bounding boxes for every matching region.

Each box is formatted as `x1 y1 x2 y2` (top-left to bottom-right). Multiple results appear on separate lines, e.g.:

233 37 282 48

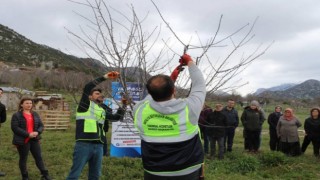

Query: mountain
0 24 105 74
258 79 320 99
254 83 296 95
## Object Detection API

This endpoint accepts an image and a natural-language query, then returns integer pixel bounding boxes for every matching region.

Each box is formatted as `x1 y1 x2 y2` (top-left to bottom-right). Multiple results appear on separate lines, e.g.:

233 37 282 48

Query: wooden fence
36 110 71 130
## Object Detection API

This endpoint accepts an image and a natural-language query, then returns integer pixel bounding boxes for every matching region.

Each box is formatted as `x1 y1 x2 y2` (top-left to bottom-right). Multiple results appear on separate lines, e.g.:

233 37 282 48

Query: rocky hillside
254 83 296 95
0 24 105 74
258 79 320 100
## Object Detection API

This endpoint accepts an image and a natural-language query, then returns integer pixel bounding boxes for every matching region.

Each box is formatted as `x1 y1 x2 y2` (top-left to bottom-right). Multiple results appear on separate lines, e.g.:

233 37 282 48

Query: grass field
0 104 319 180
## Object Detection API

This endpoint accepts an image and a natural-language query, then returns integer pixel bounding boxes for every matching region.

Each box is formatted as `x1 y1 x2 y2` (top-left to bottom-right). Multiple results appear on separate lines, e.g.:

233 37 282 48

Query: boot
41 170 52 180
41 174 52 180
22 172 28 180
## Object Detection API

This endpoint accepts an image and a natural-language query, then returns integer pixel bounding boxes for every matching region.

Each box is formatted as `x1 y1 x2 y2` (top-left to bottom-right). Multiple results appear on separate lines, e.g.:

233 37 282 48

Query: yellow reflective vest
134 101 203 176
75 101 106 143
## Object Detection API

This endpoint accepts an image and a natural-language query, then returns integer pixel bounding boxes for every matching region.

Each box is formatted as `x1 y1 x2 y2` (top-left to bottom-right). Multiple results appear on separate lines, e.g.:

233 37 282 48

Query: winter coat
206 111 227 137
304 117 320 139
11 111 44 145
222 107 239 127
241 106 264 131
268 112 282 131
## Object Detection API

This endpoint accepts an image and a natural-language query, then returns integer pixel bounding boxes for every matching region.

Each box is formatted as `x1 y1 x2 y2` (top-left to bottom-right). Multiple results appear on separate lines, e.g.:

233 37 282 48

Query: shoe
41 174 52 180
0 171 5 176
41 170 52 180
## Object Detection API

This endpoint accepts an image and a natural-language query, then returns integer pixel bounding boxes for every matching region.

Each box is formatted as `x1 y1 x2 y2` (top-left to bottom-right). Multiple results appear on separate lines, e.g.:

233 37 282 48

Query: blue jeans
208 136 224 159
224 127 236 151
67 141 103 180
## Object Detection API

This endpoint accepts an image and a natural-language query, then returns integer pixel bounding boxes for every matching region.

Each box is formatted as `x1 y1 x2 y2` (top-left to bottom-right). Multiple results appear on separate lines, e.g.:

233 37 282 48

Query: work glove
179 54 193 66
170 65 180 82
104 71 120 80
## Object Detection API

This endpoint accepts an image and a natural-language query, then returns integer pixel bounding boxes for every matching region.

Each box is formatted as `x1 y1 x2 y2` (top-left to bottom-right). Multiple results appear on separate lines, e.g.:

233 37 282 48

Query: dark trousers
16 140 48 177
269 130 280 151
224 127 235 152
199 126 209 154
280 141 301 156
311 139 320 156
244 130 261 151
301 135 311 153
208 136 224 159
144 168 201 180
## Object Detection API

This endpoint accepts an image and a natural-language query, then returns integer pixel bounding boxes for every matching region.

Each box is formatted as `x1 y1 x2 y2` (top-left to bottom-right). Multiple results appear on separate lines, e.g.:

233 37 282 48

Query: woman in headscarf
276 108 302 156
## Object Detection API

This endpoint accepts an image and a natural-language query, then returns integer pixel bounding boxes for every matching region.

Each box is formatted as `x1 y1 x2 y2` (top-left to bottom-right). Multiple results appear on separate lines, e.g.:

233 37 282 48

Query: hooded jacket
133 63 206 176
241 106 264 131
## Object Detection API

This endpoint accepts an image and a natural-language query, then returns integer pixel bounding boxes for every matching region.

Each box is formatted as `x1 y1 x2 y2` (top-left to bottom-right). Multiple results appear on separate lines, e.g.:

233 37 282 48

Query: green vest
134 101 199 143
75 101 106 142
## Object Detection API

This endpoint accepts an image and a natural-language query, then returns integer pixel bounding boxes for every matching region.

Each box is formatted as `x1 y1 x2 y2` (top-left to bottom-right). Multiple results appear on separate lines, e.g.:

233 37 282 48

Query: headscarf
284 108 294 121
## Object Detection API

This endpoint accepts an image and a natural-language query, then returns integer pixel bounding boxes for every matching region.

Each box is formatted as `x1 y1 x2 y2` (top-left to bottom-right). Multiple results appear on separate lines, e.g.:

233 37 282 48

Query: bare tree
66 0 272 120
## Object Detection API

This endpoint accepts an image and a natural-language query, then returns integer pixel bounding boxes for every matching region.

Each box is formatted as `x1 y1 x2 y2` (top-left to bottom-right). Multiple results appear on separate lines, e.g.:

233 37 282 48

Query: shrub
258 151 288 167
227 154 260 174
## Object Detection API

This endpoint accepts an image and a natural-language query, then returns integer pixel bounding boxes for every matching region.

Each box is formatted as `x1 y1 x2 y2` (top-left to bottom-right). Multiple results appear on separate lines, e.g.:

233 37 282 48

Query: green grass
0 105 319 180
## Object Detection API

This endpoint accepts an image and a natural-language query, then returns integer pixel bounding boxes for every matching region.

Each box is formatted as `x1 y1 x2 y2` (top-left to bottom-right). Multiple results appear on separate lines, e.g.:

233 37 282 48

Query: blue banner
110 82 145 157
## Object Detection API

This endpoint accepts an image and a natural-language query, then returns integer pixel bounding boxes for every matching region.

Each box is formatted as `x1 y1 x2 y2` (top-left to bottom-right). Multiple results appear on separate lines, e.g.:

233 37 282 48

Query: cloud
1 0 320 96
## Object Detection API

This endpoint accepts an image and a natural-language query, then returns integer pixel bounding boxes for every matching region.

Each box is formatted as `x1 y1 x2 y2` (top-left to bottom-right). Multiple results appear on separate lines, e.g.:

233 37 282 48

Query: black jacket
11 111 44 145
268 112 282 131
100 103 125 132
206 111 227 137
222 107 239 127
0 102 6 123
304 117 320 138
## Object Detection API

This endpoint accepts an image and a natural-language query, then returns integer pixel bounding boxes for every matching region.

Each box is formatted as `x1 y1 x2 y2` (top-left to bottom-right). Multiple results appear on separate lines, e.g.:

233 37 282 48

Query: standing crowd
1 54 320 180
200 100 320 159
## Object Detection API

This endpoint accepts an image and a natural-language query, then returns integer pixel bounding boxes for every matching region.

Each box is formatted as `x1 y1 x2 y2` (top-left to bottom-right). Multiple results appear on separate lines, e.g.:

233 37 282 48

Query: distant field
0 103 319 180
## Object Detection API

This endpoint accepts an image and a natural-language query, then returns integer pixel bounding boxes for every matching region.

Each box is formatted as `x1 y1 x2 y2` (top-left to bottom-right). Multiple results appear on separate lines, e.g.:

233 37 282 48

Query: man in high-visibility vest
134 54 206 180
67 71 125 180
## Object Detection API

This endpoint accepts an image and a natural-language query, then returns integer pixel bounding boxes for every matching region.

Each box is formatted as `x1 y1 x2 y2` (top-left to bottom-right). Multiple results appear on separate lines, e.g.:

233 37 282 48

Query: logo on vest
143 114 177 131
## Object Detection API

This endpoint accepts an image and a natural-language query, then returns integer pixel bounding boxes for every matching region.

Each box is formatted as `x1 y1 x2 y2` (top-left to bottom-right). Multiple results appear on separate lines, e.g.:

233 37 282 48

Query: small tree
33 77 42 90
66 0 272 121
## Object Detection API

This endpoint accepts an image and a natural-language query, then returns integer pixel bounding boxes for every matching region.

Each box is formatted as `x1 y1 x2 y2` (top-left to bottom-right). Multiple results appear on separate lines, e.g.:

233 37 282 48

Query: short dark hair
0 88 3 92
90 88 102 95
146 74 174 102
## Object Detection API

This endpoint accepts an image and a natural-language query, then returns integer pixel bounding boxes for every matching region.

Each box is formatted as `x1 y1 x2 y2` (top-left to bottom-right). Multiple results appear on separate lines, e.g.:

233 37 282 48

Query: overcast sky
1 0 320 96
